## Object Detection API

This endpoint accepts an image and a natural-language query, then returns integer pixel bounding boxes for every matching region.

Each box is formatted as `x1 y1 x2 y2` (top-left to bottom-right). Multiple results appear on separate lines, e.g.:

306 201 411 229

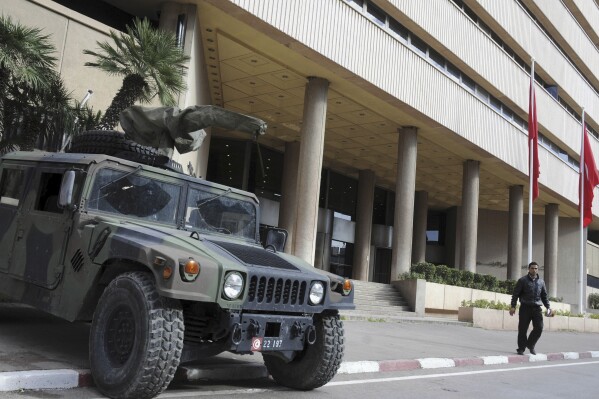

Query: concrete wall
1 0 121 116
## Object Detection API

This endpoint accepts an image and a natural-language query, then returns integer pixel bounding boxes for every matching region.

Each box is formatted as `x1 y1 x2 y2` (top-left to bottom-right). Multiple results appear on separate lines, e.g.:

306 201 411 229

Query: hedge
400 262 517 294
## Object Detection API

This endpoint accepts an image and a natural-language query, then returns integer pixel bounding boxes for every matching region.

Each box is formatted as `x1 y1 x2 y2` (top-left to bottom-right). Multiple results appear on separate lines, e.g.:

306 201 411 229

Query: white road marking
326 360 599 387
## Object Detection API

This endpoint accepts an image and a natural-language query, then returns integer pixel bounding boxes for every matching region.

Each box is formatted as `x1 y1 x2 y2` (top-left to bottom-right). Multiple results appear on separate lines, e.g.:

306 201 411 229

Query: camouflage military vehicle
0 134 354 398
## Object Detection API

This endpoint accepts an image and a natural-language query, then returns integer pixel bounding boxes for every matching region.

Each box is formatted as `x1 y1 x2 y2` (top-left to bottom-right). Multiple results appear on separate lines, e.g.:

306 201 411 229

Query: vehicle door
10 165 75 289
0 163 33 273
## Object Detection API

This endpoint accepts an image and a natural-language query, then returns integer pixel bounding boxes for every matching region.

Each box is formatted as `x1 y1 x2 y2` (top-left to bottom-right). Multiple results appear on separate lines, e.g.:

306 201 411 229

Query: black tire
68 130 183 173
89 272 184 399
263 313 344 390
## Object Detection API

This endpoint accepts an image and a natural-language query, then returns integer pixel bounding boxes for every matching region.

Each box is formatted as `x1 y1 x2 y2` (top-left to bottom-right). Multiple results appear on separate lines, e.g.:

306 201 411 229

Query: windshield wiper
99 165 143 192
196 188 232 208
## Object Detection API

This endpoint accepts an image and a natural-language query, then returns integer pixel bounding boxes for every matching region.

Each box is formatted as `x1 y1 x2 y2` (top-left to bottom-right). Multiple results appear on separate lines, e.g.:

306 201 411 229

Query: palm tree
0 15 57 135
0 17 101 155
84 18 190 130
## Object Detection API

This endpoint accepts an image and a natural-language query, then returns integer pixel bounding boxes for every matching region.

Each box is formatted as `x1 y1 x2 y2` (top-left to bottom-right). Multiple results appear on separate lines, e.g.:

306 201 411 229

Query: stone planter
393 279 572 315
456 307 597 333
458 307 504 330
584 318 599 333
568 317 585 332
547 315 569 332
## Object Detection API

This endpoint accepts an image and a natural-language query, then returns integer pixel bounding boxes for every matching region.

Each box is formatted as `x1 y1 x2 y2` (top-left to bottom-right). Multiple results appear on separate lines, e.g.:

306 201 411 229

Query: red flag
580 125 599 227
528 74 540 201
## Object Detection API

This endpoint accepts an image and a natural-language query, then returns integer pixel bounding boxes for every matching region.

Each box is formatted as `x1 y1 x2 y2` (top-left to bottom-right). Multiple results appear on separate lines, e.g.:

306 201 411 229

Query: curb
0 369 92 392
337 350 599 374
1 351 598 392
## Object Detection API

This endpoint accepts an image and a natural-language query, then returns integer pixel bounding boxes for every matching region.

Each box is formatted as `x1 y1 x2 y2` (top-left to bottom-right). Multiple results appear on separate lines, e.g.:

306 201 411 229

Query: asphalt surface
0 302 598 391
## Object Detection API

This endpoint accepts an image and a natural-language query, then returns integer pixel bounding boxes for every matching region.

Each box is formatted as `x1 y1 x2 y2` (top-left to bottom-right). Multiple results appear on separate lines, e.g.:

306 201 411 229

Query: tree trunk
96 74 146 130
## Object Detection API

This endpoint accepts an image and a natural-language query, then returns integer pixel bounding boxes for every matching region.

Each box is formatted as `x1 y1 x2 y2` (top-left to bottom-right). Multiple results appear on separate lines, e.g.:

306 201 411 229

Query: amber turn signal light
163 266 173 280
343 279 352 295
180 258 200 282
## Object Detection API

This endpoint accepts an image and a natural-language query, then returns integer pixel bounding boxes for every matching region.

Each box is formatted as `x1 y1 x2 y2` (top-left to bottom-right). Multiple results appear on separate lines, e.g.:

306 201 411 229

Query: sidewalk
1 303 598 392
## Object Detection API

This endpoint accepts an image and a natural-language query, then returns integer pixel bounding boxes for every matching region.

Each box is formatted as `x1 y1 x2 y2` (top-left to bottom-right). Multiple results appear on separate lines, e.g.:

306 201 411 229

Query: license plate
251 337 283 351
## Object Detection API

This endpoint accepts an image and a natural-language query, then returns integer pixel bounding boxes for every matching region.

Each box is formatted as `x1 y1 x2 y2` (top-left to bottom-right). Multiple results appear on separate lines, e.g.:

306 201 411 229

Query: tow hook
291 321 303 338
247 319 260 337
305 325 317 345
231 323 242 345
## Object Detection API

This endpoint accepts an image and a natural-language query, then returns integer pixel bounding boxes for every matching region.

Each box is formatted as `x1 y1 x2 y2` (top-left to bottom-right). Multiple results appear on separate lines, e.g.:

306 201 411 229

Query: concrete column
544 203 559 296
391 126 418 279
314 209 334 271
278 141 300 253
160 2 212 178
507 185 524 280
292 77 329 265
412 191 428 264
354 169 376 281
460 160 480 272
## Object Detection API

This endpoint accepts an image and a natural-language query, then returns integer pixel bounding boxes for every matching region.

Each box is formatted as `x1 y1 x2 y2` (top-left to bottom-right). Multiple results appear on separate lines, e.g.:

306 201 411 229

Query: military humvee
0 137 354 398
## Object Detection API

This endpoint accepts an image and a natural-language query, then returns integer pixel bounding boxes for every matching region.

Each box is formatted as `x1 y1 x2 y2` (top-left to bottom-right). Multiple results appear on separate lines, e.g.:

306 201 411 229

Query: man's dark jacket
510 274 550 309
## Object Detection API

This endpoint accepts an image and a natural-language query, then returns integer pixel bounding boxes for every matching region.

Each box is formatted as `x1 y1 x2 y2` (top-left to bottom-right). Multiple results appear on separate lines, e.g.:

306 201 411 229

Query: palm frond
84 17 190 120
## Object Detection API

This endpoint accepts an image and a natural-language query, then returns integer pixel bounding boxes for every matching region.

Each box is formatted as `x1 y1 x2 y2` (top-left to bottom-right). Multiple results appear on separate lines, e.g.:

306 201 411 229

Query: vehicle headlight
223 272 244 300
309 281 325 305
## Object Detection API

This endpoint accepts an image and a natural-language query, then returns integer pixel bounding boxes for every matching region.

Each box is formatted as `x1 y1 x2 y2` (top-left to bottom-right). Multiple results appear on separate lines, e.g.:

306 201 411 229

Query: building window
330 240 354 278
325 171 357 220
372 186 388 225
366 2 386 26
249 145 283 201
426 211 446 246
409 35 427 55
206 138 247 189
389 19 408 41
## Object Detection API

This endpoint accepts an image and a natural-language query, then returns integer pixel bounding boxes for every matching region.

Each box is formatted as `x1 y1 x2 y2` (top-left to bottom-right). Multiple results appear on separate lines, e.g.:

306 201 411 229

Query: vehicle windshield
87 168 181 225
185 185 257 241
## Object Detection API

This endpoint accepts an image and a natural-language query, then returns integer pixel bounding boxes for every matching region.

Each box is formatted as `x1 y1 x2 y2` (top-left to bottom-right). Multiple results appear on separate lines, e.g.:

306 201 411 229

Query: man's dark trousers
518 304 543 351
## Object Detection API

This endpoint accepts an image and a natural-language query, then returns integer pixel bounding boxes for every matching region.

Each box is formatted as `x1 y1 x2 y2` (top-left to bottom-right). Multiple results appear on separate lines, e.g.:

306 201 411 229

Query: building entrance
373 248 392 284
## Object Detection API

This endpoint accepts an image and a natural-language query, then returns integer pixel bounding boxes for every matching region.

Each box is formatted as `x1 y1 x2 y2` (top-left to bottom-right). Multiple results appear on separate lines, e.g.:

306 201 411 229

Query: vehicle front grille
248 275 307 306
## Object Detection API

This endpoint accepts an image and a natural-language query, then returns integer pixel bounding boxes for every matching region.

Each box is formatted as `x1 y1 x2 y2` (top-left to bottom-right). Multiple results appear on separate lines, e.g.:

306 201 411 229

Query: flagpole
579 109 585 314
528 59 535 264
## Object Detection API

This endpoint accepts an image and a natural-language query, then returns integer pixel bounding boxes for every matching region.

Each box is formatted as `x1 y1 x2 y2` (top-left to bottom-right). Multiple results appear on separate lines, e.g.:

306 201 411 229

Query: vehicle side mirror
59 170 76 210
264 228 288 253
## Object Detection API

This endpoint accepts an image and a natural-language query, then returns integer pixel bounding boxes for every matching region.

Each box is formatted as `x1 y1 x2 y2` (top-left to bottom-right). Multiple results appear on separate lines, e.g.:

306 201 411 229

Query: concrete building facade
3 0 599 309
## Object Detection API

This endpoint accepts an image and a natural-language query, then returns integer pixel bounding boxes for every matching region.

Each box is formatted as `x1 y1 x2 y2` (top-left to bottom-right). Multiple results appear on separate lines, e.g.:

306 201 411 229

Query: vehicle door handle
16 229 24 240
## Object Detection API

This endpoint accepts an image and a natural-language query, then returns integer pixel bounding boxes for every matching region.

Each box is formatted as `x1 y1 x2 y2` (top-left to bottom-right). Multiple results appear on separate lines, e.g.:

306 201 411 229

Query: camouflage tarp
119 105 267 156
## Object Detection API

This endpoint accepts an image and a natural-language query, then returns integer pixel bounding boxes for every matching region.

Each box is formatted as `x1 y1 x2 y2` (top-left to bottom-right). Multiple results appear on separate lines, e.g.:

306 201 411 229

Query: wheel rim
105 305 136 366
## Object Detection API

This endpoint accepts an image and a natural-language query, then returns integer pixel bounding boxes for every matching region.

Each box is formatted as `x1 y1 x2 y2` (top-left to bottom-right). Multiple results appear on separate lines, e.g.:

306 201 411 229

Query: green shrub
460 270 474 287
548 296 563 303
461 299 511 310
588 293 599 310
401 263 536 298
589 313 599 320
553 310 583 317
472 273 485 290
435 265 451 282
499 279 517 295
446 268 461 286
482 275 498 291
412 262 436 281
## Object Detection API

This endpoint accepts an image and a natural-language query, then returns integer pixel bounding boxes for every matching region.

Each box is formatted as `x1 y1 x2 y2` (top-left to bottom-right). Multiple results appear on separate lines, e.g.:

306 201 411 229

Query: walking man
509 261 551 355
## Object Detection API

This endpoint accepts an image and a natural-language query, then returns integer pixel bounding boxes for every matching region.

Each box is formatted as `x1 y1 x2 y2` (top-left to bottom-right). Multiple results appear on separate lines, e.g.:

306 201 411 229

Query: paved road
2 303 597 373
2 359 598 398
1 303 598 398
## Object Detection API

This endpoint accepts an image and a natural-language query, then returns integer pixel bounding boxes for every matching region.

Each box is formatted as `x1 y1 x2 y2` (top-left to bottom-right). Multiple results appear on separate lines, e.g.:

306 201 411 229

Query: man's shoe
528 347 536 355
516 349 525 355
